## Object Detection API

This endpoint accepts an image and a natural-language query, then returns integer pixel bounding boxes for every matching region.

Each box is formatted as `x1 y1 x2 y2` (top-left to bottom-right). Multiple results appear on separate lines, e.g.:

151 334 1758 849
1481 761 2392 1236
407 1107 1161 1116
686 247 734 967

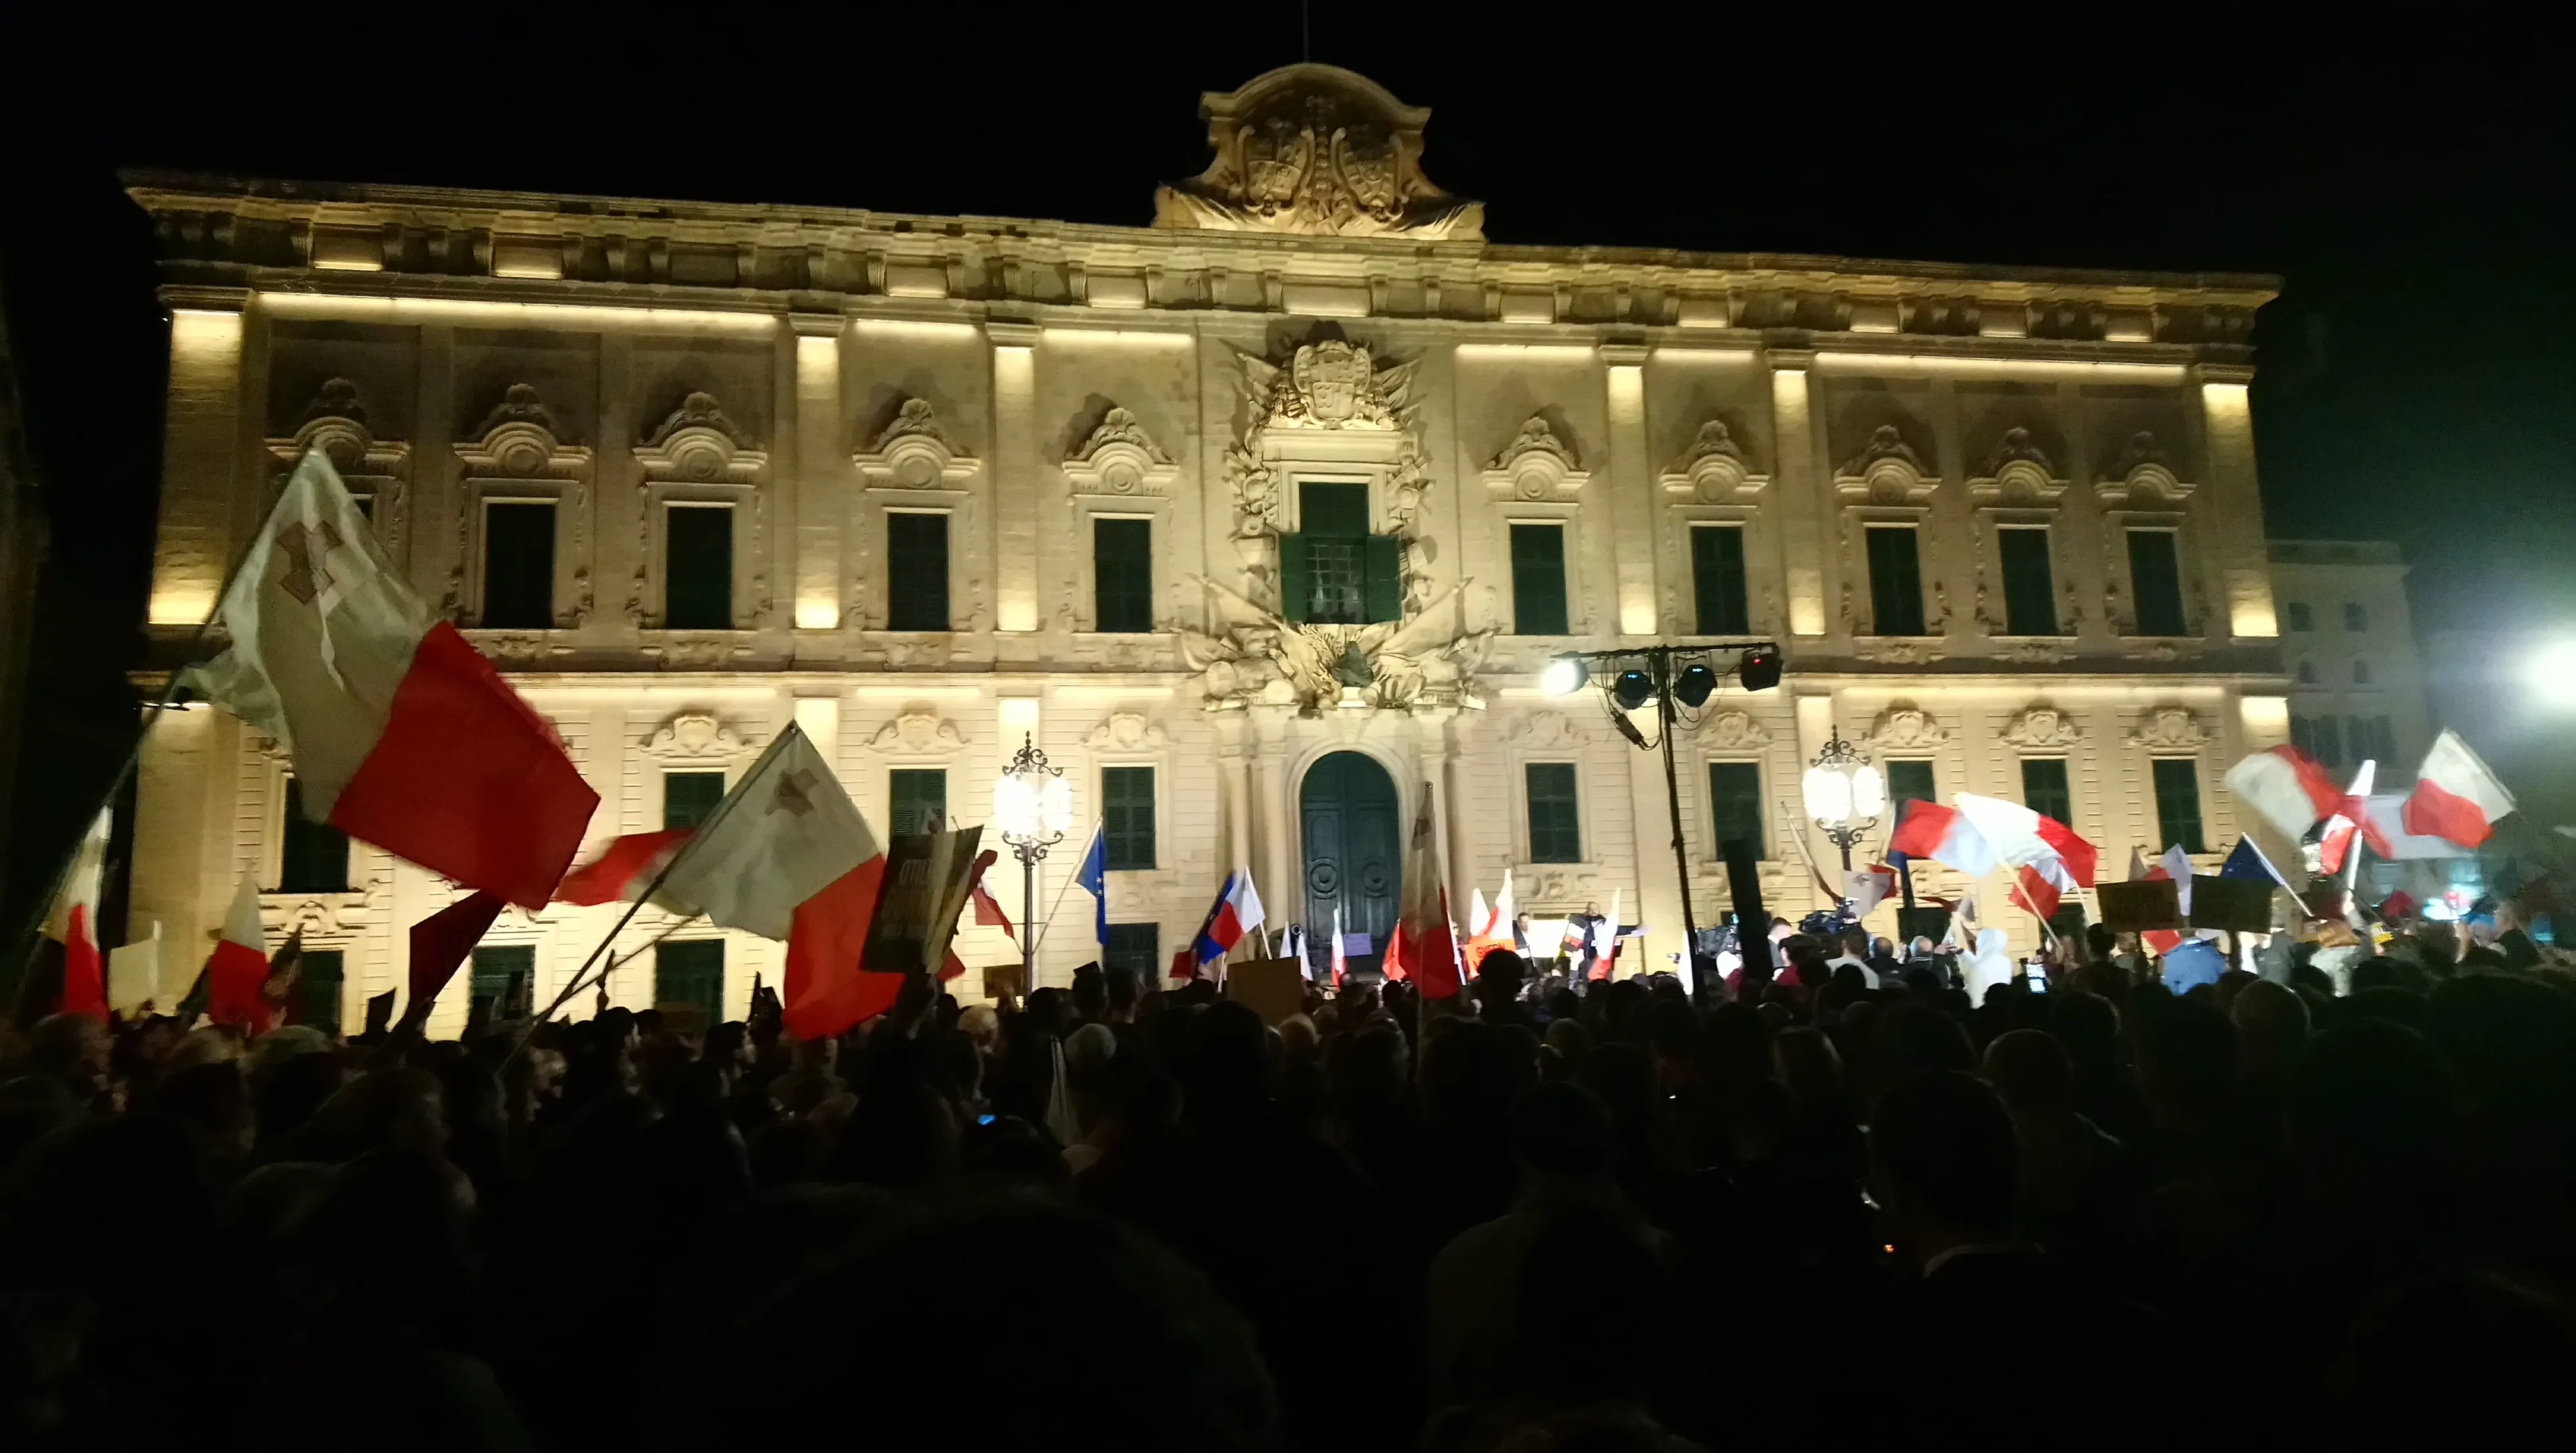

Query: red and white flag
42 810 111 1018
657 724 879 941
189 451 598 908
2135 843 2196 955
1189 869 1266 967
1330 904 1348 987
555 828 692 906
1468 886 1492 943
1953 794 2099 887
2318 760 2396 873
1381 794 1464 998
2011 860 2080 923
2224 745 2344 843
206 873 272 1029
1890 800 1999 877
2402 730 2515 849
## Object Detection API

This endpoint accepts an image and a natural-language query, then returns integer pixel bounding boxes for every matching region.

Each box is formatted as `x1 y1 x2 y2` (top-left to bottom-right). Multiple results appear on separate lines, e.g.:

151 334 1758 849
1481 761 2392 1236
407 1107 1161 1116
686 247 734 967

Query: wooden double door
1300 751 1400 978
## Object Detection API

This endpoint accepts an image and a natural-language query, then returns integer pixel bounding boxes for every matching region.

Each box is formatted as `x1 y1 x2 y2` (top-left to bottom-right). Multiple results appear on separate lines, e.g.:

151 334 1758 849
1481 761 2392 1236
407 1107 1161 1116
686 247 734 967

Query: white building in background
2267 539 2434 777
123 65 2292 1032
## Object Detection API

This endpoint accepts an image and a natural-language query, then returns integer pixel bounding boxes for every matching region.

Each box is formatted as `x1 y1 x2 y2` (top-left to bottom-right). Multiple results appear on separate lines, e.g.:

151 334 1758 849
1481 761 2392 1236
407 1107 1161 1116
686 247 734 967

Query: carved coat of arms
1246 340 1412 431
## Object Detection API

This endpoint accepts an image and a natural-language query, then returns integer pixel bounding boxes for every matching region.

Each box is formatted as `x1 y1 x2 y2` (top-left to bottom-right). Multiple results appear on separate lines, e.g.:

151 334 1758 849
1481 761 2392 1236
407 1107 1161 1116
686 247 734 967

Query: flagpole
548 910 706 1017
1028 818 1101 955
501 729 806 1062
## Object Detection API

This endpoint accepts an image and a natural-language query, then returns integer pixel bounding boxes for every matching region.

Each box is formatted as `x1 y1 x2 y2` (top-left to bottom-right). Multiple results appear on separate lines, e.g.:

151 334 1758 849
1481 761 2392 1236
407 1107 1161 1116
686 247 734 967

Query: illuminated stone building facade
126 66 2288 1030
2267 539 2433 777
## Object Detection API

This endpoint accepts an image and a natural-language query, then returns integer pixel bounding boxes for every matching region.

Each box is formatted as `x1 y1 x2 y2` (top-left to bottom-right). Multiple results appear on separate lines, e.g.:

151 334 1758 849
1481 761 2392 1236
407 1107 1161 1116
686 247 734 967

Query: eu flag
1074 825 1108 952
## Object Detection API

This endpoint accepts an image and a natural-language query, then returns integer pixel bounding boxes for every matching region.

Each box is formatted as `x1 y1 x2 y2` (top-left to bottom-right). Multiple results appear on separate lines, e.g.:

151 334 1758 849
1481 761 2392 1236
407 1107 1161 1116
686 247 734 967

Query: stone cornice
123 170 2279 331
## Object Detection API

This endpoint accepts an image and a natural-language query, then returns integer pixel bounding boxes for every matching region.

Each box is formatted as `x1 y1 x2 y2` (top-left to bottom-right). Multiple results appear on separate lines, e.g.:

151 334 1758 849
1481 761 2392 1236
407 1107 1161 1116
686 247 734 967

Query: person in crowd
9 886 2576 1453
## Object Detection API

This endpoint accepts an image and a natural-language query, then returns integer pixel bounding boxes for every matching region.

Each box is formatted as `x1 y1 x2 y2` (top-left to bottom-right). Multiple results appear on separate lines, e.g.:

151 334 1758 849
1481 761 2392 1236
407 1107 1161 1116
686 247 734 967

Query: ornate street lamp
992 733 1073 993
1800 727 1884 873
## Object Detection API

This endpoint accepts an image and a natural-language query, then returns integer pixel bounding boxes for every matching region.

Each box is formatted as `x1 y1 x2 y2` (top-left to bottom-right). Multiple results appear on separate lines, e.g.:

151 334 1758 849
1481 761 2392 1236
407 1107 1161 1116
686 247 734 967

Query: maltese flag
2226 745 2345 843
1953 794 2099 887
2318 761 2396 873
1191 869 1266 967
187 450 597 908
1889 800 1999 877
2403 730 2516 849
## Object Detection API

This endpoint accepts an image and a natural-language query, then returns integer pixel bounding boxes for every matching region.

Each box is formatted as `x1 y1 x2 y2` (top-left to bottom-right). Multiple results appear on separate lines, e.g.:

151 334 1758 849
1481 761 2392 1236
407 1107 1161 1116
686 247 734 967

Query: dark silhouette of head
1869 1071 2019 1260
744 1197 1280 1452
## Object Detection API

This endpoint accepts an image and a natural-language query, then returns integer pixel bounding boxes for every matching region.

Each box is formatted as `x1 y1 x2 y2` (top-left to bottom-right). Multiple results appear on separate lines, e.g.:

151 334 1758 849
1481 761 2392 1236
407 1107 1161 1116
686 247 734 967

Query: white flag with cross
654 723 879 940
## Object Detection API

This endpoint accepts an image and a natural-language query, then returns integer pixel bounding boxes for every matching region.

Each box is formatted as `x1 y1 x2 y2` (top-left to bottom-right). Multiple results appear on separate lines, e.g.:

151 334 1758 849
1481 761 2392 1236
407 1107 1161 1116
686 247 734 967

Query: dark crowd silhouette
7 920 2576 1452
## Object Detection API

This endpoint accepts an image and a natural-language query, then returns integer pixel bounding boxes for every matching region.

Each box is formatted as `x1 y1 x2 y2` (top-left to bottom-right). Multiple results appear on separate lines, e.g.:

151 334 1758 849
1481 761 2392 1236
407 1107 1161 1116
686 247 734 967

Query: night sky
5 11 2571 915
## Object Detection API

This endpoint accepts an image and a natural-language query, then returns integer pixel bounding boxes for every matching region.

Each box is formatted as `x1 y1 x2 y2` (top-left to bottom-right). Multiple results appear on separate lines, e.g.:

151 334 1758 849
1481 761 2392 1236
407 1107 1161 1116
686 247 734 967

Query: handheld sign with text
1226 957 1307 1026
2188 875 2274 933
860 826 985 977
982 958 1024 1001
2097 879 2184 932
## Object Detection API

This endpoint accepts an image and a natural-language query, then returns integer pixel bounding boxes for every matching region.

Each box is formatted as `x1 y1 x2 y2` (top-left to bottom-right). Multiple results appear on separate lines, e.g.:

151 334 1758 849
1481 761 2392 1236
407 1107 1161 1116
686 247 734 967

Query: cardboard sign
1896 906 1954 945
982 959 1024 1001
2096 879 2184 932
1226 957 1308 1026
861 826 985 977
2188 875 2275 933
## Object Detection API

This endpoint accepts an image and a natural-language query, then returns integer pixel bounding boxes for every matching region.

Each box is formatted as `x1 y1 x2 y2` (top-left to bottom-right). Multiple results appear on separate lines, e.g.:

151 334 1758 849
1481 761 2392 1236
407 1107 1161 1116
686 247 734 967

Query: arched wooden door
1301 751 1400 978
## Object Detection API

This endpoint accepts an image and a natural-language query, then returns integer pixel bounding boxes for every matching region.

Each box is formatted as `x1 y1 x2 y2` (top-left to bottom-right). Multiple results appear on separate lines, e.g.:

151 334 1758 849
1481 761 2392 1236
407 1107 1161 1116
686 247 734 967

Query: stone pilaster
1600 344 1655 637
2196 364 2278 640
150 288 250 627
1766 348 1829 639
790 314 844 631
989 323 1040 643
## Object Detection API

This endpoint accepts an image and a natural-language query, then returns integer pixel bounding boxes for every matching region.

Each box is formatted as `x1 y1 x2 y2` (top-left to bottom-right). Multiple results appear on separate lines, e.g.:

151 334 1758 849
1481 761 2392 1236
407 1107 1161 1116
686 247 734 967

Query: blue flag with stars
1074 824 1108 953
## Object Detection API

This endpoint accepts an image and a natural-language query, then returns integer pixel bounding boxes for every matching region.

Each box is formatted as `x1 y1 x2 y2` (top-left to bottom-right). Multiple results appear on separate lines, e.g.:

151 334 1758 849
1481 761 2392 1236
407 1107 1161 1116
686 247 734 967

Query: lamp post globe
1801 728 1882 873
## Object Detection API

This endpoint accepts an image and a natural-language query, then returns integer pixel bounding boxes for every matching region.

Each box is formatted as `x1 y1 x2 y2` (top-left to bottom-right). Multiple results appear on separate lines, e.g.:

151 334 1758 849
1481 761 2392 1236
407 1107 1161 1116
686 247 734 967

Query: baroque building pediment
1659 419 1766 502
1152 64 1483 241
1482 415 1587 500
635 391 763 484
2002 704 2085 750
867 711 967 755
1063 407 1178 497
855 398 977 490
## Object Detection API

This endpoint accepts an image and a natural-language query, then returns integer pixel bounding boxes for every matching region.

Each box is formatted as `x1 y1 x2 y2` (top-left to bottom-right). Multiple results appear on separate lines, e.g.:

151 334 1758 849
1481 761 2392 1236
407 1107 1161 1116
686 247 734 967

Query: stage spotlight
1737 646 1782 692
1612 668 1654 712
1540 656 1587 696
1673 661 1718 706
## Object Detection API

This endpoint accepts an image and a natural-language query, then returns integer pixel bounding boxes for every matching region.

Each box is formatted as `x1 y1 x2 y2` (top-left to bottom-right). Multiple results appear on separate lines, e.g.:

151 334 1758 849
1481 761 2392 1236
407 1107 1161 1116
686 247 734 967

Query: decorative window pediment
1968 427 2068 505
1834 425 1939 504
2127 706 2208 750
1063 407 1179 497
1658 419 1767 502
1508 710 1595 751
1085 711 1171 750
1695 710 1770 749
1865 703 1949 749
866 711 967 755
635 392 765 484
639 711 753 761
2094 431 2197 504
457 384 591 479
268 377 411 478
855 398 979 490
1481 415 1588 500
2002 704 2085 750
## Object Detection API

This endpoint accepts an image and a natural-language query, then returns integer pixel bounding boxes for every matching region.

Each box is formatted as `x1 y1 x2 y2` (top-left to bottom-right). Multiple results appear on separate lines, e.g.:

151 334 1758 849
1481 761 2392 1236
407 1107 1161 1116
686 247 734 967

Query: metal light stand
1550 641 1782 1006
